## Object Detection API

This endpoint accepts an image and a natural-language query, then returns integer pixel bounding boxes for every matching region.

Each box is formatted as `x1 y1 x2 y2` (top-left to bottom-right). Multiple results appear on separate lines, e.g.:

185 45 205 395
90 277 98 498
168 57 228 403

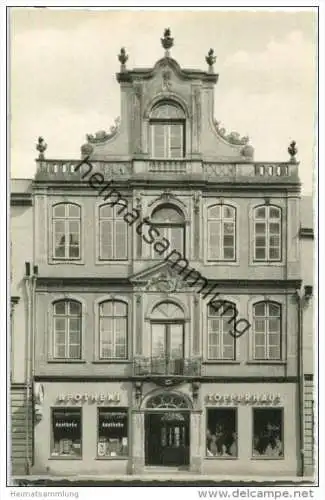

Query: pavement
10 474 317 486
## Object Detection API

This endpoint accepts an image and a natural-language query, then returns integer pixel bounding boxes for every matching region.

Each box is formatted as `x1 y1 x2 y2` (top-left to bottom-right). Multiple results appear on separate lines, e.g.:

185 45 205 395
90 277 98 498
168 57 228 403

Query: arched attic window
149 102 185 159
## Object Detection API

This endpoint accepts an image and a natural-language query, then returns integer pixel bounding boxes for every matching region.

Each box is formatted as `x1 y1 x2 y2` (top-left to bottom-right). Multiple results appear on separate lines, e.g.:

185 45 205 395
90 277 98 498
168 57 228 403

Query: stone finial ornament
36 137 47 159
161 28 174 55
288 140 298 163
205 48 217 68
118 47 128 70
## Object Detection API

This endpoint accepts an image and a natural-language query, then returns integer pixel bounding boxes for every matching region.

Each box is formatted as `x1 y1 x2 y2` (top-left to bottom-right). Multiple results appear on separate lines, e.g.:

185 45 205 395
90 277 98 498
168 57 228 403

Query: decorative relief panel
145 271 188 293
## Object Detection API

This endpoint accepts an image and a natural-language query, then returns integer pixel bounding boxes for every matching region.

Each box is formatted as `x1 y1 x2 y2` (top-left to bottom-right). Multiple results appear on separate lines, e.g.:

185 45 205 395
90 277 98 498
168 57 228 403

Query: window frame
50 407 82 460
207 204 236 262
205 407 238 460
52 299 82 361
251 407 284 460
252 301 282 361
207 301 237 361
96 407 129 459
150 120 185 159
98 300 128 361
98 203 128 261
52 203 81 261
253 205 282 263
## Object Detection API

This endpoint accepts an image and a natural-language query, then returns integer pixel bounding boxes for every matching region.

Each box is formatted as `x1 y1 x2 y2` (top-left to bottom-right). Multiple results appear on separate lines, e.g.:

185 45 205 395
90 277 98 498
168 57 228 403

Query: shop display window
252 408 284 458
206 409 237 458
51 408 82 458
97 408 128 458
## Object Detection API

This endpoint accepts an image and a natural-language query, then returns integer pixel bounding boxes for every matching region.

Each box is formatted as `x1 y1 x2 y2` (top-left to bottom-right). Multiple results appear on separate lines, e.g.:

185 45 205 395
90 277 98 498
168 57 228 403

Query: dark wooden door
145 412 189 466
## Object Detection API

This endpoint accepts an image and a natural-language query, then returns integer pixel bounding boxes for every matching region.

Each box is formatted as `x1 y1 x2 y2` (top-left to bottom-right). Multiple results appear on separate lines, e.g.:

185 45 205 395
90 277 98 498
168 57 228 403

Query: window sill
49 259 84 265
246 361 286 365
251 456 284 460
205 457 238 460
203 360 241 365
96 259 129 264
92 360 131 364
49 456 82 460
47 359 87 364
251 261 283 266
95 456 129 460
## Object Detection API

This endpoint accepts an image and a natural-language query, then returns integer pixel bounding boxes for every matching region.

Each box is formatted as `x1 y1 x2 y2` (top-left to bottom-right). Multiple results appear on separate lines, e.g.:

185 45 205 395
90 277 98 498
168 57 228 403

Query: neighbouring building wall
10 179 34 475
300 196 315 476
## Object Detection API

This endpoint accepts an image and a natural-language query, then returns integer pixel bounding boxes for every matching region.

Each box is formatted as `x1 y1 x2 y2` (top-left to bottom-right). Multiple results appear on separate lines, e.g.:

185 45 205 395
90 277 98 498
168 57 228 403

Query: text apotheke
57 393 121 403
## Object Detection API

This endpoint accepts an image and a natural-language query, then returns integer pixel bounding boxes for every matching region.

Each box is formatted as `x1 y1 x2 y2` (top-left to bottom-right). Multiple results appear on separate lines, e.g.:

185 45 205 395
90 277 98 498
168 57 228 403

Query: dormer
81 29 254 163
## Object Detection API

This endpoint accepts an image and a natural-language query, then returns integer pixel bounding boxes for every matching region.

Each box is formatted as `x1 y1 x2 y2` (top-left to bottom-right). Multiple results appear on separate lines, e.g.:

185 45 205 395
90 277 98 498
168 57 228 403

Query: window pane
114 302 127 316
97 410 128 457
115 221 127 259
151 324 166 357
224 247 234 259
254 319 265 332
269 207 280 219
255 207 266 219
52 409 82 457
100 205 113 218
268 303 280 316
54 318 66 331
254 346 266 359
254 303 266 316
269 235 280 247
208 206 221 219
100 302 113 316
68 205 80 217
152 124 165 157
53 205 66 217
223 235 234 248
270 223 280 234
269 247 280 260
253 409 283 458
223 206 234 219
170 124 183 158
255 248 265 259
69 344 81 359
54 302 66 315
69 302 81 315
100 221 113 259
255 236 266 247
206 409 237 457
255 223 265 234
224 222 234 235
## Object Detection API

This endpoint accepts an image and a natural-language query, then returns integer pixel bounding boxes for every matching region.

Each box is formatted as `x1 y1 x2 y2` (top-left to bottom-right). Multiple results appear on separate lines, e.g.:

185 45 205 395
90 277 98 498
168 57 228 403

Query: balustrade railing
35 158 298 182
133 356 202 377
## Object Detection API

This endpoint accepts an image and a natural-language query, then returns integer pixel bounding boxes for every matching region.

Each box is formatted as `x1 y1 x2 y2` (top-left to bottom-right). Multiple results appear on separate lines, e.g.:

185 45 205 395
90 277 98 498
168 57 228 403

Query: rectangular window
51 408 82 458
152 226 184 259
252 408 284 459
150 123 184 158
206 409 237 458
97 409 128 458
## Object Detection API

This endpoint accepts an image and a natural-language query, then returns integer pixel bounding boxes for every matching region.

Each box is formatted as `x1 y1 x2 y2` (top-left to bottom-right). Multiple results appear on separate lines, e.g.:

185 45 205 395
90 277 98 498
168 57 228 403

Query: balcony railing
133 356 202 377
34 158 299 183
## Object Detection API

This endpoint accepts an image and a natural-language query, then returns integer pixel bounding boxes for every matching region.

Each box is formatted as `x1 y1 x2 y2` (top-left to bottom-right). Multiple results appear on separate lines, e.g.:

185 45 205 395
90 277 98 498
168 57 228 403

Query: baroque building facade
10 30 315 479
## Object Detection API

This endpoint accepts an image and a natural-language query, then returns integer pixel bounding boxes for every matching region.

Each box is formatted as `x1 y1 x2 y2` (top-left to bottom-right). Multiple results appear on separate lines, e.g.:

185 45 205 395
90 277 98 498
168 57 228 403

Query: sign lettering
206 393 281 405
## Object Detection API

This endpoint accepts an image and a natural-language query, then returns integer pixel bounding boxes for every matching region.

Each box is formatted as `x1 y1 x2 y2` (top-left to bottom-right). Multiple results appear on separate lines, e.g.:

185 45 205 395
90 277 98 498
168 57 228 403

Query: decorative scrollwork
86 117 120 144
214 120 249 146
146 393 191 409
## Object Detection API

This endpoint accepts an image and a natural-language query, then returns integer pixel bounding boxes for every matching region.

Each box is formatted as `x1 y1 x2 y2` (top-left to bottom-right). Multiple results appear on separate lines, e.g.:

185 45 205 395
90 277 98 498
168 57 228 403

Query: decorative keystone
161 28 174 56
288 140 298 163
36 137 47 160
118 47 128 70
205 48 217 69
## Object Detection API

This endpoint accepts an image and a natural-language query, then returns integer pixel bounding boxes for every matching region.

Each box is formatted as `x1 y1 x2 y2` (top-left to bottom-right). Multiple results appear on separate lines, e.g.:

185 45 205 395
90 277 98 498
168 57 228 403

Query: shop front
32 381 299 477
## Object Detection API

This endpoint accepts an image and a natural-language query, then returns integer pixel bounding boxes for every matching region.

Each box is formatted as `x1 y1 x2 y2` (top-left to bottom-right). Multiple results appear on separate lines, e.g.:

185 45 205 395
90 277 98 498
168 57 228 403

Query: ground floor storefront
31 380 303 478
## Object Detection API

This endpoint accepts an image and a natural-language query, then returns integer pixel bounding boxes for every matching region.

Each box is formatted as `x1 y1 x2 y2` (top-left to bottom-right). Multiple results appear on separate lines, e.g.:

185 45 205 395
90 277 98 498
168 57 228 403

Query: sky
9 8 318 194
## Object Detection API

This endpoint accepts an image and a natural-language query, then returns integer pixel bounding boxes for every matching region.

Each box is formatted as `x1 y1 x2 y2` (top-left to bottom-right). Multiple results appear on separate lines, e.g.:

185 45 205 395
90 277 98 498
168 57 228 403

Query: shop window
51 408 82 458
252 408 284 458
97 408 128 458
206 409 237 458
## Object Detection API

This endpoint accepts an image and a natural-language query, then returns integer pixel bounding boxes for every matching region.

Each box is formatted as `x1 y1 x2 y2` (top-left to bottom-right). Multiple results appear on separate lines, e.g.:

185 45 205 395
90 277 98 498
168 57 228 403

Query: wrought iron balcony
133 356 202 377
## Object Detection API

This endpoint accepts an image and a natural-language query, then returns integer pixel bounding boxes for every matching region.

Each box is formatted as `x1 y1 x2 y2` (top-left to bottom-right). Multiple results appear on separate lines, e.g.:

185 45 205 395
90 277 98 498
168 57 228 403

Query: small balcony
133 356 202 377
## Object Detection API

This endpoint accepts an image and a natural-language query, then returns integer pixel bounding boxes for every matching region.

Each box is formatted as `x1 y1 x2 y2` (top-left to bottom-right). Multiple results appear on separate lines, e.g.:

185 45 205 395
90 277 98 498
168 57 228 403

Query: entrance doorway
145 412 190 466
144 392 192 467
